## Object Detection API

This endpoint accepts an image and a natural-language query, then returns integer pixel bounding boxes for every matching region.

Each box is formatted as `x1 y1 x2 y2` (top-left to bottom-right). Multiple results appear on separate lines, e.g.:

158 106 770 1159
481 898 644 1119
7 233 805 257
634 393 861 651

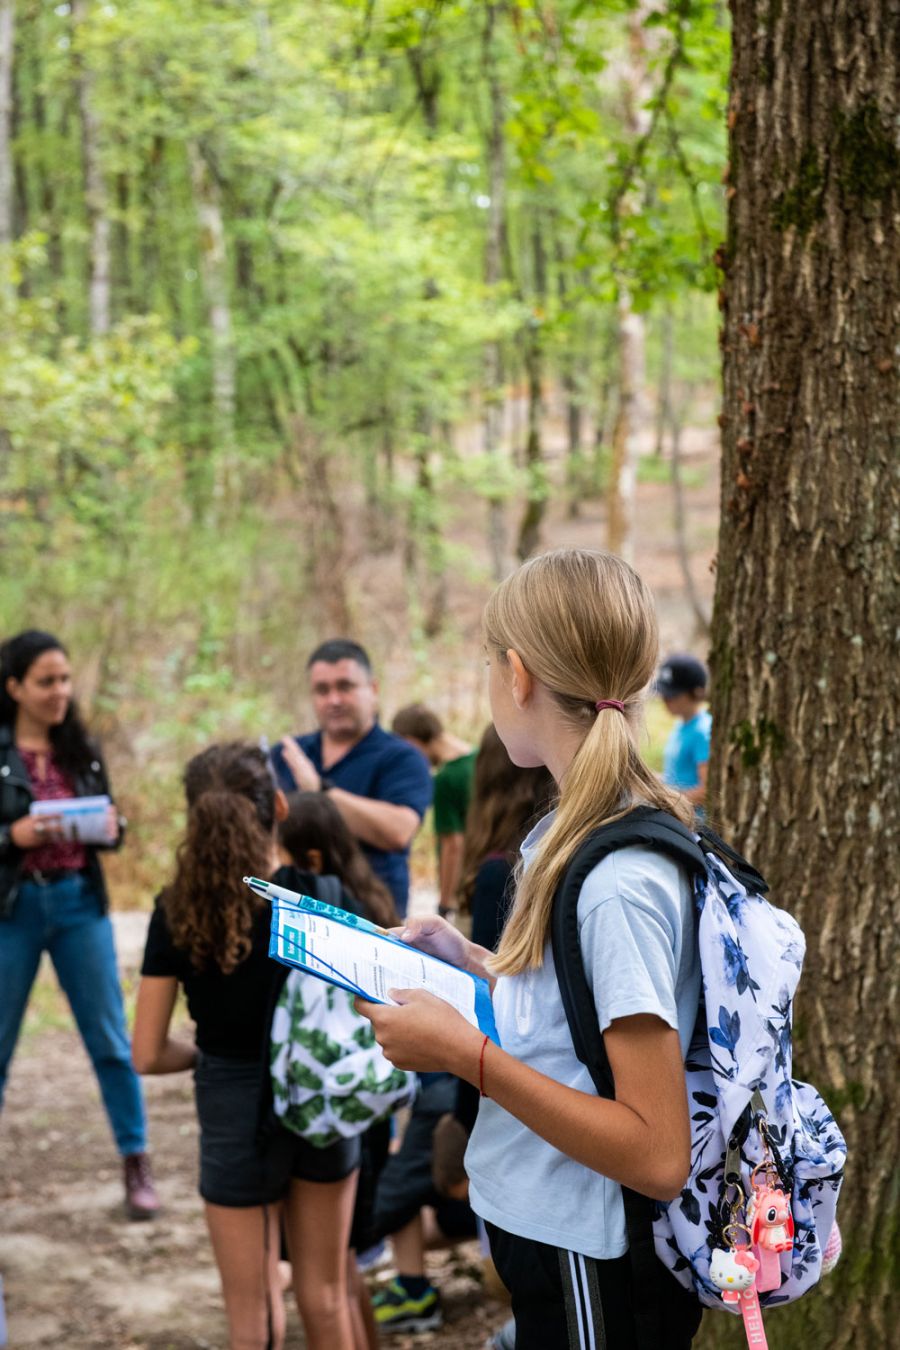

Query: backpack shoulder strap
315 872 345 909
550 807 707 1348
550 806 706 1099
697 823 769 894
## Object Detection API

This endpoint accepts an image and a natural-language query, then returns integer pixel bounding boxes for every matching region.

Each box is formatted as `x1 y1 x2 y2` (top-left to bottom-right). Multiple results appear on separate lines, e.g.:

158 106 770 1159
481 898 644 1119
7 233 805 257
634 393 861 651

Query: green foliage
636 453 706 487
1 0 728 895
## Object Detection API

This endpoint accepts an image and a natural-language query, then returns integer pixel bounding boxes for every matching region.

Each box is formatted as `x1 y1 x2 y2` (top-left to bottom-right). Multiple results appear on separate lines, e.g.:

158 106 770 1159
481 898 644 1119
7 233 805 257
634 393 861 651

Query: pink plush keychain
747 1181 794 1292
710 1244 769 1349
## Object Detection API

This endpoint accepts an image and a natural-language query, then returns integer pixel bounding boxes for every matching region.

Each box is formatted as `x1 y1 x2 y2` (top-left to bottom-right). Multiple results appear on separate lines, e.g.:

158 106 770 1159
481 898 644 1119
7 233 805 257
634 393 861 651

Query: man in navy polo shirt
270 639 432 917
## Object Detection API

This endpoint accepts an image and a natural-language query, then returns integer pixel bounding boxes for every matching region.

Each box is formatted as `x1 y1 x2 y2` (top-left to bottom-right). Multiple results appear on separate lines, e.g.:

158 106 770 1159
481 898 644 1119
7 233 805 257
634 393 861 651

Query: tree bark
72 0 111 335
704 2 899 1345
0 0 13 250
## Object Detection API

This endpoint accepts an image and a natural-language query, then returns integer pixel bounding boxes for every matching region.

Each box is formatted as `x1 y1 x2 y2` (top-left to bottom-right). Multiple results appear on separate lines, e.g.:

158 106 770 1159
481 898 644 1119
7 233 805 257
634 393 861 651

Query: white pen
242 876 389 935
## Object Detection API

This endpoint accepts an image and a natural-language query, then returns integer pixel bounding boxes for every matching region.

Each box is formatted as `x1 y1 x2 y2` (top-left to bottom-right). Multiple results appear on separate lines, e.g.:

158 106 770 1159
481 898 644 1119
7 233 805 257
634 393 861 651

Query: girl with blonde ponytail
359 550 703 1350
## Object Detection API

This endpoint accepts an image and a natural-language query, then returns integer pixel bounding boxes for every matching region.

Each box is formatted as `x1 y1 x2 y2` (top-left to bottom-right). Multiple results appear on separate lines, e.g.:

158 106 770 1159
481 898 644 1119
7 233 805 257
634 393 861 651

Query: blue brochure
265 885 500 1046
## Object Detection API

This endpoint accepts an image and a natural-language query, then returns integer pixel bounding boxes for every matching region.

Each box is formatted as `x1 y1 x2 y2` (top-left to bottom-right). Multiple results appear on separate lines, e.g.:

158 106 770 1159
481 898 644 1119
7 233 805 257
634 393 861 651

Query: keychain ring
750 1160 778 1189
722 1221 753 1248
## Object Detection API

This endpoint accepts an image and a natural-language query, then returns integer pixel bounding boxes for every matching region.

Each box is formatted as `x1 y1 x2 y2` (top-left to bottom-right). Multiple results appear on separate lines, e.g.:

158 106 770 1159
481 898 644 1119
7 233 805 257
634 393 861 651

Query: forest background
2 1 897 1347
0 0 725 900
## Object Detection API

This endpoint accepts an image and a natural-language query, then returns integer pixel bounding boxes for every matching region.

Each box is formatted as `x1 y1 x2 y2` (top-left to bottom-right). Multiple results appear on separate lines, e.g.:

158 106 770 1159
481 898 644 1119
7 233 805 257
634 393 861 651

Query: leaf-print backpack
551 806 846 1347
270 968 416 1148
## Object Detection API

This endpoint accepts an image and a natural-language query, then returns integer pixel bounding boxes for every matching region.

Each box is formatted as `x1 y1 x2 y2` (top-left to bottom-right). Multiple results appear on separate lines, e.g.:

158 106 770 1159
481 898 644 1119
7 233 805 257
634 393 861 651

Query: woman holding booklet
132 742 361 1350
358 550 704 1350
0 628 159 1220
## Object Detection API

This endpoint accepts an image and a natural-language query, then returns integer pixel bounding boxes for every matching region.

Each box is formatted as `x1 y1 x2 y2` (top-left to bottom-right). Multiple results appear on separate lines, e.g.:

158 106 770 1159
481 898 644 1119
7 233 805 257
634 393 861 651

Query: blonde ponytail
486 549 693 976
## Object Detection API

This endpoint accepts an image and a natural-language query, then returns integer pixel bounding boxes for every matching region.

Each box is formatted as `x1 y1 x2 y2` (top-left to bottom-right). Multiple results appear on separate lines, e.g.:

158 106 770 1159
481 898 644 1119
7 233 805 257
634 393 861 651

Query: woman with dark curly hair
132 742 360 1350
0 629 158 1220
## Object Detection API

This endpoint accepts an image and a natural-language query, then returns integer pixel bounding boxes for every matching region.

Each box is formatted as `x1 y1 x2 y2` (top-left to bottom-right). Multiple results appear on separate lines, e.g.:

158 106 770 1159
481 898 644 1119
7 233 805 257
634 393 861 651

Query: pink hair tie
595 699 626 714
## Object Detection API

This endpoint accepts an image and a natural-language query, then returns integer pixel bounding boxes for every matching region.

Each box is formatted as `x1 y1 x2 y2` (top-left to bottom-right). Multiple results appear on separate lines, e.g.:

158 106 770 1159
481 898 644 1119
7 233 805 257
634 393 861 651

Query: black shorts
349 1117 392 1252
486 1223 701 1350
194 1052 360 1207
372 1074 477 1242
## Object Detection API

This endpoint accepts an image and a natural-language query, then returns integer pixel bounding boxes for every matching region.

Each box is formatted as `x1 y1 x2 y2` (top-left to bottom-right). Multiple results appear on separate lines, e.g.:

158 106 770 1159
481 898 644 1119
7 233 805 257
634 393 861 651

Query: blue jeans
0 871 146 1155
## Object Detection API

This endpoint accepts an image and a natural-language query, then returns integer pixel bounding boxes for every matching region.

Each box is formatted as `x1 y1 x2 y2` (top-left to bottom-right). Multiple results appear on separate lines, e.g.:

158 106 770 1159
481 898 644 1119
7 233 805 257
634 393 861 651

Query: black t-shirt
140 865 335 1060
470 855 515 955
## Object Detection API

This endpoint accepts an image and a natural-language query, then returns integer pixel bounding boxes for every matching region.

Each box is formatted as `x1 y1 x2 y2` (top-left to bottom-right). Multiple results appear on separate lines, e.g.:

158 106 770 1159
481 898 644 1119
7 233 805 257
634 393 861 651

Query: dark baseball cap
656 653 708 697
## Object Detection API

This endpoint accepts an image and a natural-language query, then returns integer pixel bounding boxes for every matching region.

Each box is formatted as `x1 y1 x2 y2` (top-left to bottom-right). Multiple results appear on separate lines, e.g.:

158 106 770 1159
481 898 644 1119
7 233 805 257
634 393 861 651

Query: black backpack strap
314 872 345 909
551 807 707 1098
697 823 769 895
551 807 707 1349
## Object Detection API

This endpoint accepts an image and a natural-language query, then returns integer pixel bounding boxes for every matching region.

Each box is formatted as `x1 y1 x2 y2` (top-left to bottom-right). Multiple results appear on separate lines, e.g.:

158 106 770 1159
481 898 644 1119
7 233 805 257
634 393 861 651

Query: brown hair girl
278 790 399 929
162 742 276 974
459 724 555 911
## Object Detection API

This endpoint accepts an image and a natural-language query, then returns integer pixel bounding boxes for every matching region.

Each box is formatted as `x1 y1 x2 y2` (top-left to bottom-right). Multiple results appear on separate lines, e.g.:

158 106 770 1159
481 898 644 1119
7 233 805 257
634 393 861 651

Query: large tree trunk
72 0 110 335
704 2 898 1345
0 0 13 250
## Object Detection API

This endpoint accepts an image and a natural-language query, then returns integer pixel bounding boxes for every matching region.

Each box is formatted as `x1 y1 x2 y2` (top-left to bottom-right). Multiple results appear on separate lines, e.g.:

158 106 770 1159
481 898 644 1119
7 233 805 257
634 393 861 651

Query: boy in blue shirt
657 653 712 808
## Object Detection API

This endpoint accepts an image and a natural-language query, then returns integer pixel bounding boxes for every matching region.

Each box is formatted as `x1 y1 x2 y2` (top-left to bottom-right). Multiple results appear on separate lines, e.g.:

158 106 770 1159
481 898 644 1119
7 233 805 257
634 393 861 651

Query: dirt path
0 905 508 1349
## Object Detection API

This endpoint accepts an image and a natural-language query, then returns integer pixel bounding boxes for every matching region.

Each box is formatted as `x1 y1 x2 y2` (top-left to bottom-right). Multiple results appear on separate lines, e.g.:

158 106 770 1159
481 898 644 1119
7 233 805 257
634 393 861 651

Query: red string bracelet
479 1033 490 1098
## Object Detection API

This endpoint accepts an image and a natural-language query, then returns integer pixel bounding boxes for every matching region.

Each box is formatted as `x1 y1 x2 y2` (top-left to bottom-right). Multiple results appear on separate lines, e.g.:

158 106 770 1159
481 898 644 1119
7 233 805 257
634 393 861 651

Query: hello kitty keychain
710 1222 769 1349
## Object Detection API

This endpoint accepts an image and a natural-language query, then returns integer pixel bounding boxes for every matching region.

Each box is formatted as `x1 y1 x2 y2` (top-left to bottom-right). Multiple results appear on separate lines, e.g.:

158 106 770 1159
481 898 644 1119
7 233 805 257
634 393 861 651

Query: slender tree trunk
0 0 13 250
407 429 447 639
291 417 351 636
554 238 584 518
703 2 899 1345
517 222 547 560
654 304 674 457
670 406 710 637
72 0 110 335
188 140 236 505
606 297 645 561
606 4 652 561
482 1 507 580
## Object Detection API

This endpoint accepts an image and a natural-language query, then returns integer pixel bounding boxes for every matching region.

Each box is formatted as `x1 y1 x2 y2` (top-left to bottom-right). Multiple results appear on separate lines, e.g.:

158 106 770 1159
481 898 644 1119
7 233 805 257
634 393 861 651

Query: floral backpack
551 807 846 1347
269 874 415 1148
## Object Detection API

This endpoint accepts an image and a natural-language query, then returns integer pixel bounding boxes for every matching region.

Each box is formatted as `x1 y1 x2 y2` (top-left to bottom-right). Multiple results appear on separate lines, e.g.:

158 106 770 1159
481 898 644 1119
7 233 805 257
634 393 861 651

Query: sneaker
372 1278 442 1334
123 1152 160 1220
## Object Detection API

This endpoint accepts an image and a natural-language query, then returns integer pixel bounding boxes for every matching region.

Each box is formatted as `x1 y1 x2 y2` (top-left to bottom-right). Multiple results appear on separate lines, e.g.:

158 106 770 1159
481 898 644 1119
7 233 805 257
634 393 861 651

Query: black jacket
0 722 120 919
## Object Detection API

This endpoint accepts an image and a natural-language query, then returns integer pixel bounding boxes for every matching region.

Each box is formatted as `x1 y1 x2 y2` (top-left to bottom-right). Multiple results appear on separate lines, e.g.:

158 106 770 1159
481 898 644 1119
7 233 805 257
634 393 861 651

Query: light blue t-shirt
663 709 712 791
465 814 700 1260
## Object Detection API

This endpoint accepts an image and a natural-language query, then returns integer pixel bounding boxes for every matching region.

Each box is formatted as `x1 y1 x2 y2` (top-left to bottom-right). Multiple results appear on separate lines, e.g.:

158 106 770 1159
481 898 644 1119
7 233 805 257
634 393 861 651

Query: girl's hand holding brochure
388 915 495 985
355 915 496 1075
355 986 484 1075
